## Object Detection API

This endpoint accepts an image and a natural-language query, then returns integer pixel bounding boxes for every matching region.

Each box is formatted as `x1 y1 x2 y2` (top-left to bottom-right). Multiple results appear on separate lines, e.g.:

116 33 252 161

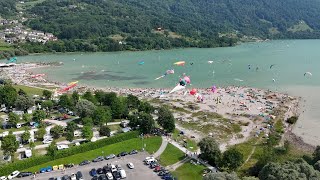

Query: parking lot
20 152 161 180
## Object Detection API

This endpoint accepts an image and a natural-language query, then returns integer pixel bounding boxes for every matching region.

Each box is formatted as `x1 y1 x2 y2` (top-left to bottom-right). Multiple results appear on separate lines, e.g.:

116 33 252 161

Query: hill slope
19 0 320 52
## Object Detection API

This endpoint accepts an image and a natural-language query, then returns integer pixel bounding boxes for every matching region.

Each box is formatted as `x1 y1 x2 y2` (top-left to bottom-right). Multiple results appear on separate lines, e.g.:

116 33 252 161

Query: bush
0 131 139 176
286 116 298 124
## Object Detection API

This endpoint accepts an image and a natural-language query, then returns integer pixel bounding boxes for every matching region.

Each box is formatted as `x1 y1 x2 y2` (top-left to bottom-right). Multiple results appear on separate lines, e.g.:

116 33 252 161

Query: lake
18 39 320 145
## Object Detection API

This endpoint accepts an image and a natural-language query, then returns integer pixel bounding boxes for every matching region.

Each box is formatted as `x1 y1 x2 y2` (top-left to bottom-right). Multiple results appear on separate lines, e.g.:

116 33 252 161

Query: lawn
159 143 185 166
12 85 44 96
108 124 121 132
23 136 162 172
172 129 198 152
171 161 206 180
0 41 13 51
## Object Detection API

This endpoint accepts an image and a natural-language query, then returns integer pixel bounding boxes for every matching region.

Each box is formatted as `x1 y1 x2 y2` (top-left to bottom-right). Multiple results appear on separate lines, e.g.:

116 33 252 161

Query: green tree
42 90 52 100
126 94 140 109
259 159 320 180
198 137 221 166
128 114 141 128
50 125 64 139
0 85 17 107
46 140 58 158
21 128 31 144
138 101 154 114
37 127 46 141
103 92 117 106
65 121 77 142
99 125 111 137
75 99 96 118
22 113 32 122
81 117 93 126
313 146 320 163
71 91 79 105
18 89 27 96
204 172 239 180
1 132 19 161
58 94 72 109
111 97 125 119
82 125 93 140
14 95 34 112
29 141 35 149
220 148 244 171
83 91 97 104
93 106 112 125
94 90 105 105
32 110 46 123
41 100 53 111
139 112 155 134
8 112 19 126
157 106 175 133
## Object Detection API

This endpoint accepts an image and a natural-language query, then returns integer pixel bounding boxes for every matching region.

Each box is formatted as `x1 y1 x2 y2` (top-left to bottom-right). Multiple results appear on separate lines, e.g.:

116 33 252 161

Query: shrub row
0 131 139 176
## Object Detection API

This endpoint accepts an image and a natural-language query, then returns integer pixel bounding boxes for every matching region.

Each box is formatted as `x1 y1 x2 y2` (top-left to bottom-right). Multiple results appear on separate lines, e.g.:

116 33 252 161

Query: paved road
20 152 161 180
153 136 168 158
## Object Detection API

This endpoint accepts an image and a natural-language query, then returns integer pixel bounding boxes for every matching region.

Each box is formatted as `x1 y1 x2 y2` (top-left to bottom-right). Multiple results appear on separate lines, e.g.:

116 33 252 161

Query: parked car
0 176 7 180
105 154 116 160
97 168 104 174
110 165 117 172
90 169 98 177
43 139 53 144
103 166 110 173
48 178 55 180
76 171 83 180
79 160 90 166
111 172 121 180
129 150 138 155
116 165 122 170
106 172 113 180
70 173 77 180
98 175 107 180
127 163 134 169
64 163 74 168
17 172 32 178
91 177 98 180
119 170 126 179
93 156 104 162
120 152 128 156
61 175 70 180
7 171 20 179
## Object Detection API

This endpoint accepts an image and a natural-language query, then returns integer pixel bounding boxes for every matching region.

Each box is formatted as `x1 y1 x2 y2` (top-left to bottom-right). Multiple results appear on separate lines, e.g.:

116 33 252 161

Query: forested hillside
0 0 17 18
4 0 320 53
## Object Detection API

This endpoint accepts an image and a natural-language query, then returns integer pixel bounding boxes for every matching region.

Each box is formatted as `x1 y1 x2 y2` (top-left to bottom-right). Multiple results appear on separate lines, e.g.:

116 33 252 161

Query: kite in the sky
155 69 174 80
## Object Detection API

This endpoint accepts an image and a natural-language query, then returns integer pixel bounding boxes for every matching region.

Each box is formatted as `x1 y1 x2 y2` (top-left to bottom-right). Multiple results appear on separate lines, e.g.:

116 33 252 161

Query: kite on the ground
31 74 45 78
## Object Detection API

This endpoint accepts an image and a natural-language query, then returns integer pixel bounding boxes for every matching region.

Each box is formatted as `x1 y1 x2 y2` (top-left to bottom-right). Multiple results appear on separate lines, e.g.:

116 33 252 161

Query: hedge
0 131 139 176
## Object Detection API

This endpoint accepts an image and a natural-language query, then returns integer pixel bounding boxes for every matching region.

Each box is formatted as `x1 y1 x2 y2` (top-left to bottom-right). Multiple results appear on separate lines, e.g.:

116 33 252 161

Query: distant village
0 18 58 44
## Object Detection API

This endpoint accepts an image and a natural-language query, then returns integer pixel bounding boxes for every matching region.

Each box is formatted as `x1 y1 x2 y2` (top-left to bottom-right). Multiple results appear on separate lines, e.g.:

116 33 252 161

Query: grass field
12 85 45 96
23 136 162 172
172 129 198 152
159 143 185 166
171 161 206 180
0 41 13 51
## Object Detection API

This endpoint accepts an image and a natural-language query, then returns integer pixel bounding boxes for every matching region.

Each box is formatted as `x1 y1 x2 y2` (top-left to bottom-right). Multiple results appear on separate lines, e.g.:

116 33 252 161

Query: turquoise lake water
17 39 320 145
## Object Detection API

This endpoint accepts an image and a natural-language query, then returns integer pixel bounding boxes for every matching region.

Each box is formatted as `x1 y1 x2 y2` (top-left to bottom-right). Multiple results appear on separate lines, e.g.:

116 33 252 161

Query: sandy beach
0 63 303 150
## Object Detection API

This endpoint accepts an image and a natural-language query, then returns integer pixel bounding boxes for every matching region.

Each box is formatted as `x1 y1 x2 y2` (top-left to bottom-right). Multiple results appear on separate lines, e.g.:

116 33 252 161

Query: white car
7 171 20 179
127 162 134 169
106 172 113 180
42 139 53 144
0 176 7 180
119 170 126 179
111 165 117 172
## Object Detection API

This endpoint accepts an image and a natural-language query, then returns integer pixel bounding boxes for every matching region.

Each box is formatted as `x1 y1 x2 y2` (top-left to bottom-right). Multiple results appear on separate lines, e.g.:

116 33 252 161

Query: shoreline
1 62 315 151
